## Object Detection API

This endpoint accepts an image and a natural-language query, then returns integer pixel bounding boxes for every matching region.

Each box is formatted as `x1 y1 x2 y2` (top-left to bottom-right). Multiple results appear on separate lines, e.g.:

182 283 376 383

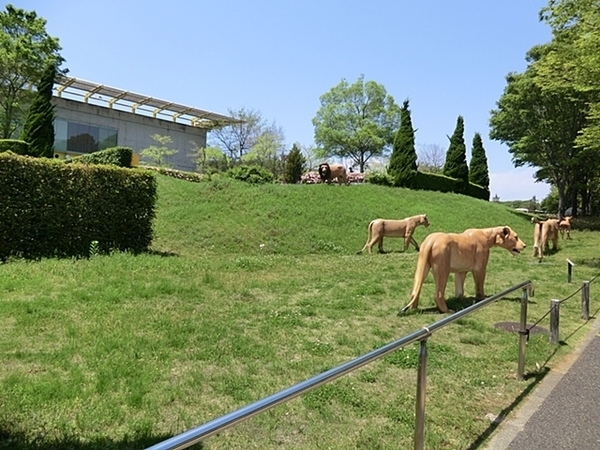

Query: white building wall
53 97 207 172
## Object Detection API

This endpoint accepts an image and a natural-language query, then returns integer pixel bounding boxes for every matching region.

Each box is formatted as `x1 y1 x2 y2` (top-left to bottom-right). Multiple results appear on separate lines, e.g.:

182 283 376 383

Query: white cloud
489 167 551 202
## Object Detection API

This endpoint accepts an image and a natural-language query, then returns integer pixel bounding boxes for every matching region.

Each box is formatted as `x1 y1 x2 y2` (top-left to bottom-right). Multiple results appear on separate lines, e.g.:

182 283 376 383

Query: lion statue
399 226 525 314
531 217 560 259
559 216 572 240
357 214 430 254
318 163 349 185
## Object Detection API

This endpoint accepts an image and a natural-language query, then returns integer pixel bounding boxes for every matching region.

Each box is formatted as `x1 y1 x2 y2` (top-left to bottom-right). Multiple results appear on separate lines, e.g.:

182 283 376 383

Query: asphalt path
485 316 600 450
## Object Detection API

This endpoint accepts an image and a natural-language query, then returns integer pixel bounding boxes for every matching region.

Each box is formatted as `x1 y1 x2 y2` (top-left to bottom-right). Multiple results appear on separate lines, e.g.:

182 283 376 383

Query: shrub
0 139 29 155
68 146 133 168
365 172 393 186
227 165 274 184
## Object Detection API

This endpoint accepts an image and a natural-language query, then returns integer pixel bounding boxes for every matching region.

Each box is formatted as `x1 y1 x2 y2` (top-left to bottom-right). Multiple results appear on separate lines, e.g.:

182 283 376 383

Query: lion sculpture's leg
454 272 467 298
431 262 451 313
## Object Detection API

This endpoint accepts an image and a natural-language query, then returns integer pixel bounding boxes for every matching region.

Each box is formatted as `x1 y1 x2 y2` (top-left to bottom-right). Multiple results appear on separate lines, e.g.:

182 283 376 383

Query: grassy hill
152 176 533 257
0 175 598 449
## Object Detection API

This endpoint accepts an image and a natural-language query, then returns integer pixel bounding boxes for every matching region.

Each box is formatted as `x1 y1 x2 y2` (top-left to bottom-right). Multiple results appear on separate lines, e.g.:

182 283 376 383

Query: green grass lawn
1 176 599 449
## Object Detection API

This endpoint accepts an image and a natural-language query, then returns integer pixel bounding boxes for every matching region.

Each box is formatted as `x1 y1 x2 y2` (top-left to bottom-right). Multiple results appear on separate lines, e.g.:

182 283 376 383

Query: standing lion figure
318 163 348 185
531 217 560 260
399 226 525 314
357 214 430 254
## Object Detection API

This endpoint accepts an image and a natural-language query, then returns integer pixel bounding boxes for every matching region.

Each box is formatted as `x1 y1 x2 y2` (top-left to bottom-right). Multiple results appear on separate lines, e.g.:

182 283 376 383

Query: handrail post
582 281 590 320
517 287 529 381
414 338 428 450
550 299 560 345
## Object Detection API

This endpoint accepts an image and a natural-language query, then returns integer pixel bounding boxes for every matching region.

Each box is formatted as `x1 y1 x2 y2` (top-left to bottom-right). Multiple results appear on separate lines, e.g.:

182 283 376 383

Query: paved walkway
485 315 600 450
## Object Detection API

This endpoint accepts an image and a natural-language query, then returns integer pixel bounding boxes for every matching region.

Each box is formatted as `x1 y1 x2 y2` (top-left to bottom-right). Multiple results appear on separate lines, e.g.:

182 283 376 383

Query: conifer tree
20 62 56 157
468 132 490 189
443 115 469 190
283 143 306 184
388 99 417 187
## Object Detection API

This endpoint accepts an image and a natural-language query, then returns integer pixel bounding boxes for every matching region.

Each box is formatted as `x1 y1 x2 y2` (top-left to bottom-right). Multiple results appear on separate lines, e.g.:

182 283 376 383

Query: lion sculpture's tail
357 220 375 254
398 237 432 314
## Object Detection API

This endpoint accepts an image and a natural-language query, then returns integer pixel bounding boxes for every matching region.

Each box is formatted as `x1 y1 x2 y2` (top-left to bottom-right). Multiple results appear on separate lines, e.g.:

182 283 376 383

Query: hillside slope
151 175 533 257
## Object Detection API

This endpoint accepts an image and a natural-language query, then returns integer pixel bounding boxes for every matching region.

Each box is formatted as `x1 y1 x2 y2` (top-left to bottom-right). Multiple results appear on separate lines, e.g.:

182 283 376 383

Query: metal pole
582 281 590 320
550 299 560 345
517 287 529 381
414 338 428 450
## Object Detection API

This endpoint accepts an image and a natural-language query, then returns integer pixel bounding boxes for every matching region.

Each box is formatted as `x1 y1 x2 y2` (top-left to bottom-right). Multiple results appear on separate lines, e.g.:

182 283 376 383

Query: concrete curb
484 315 600 450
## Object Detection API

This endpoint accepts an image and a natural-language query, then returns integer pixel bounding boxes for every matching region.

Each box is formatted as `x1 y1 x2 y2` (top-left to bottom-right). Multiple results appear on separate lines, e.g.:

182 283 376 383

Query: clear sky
17 0 553 201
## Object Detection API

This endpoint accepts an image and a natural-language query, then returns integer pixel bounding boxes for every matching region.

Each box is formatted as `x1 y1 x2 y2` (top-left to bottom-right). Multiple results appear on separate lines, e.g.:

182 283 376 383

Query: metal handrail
147 280 533 450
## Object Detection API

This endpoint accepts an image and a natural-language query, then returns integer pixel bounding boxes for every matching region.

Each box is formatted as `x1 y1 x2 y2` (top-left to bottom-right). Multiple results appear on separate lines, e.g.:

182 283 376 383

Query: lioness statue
399 226 525 314
559 216 572 240
318 163 349 185
357 214 430 254
531 217 559 259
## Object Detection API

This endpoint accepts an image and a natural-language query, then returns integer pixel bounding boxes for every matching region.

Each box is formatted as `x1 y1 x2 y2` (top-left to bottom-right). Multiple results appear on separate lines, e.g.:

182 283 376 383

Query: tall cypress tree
443 115 469 190
388 99 417 187
469 132 490 189
20 62 56 158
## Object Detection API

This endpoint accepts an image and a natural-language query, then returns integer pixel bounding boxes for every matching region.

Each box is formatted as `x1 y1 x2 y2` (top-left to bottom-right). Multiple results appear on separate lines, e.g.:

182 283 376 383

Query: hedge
0 139 30 155
67 146 133 168
0 153 156 260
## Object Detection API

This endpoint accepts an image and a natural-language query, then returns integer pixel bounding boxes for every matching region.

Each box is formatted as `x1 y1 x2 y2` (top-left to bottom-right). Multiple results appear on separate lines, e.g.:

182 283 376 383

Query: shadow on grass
0 425 204 450
147 249 180 258
466 366 550 450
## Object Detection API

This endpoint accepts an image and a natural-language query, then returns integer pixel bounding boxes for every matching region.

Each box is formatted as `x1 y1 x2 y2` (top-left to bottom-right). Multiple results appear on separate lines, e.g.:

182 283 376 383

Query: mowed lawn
1 175 599 449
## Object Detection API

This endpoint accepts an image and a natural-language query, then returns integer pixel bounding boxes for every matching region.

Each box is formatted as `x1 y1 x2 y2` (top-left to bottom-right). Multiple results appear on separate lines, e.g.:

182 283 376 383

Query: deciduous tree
312 75 401 172
0 5 65 138
140 134 178 168
489 45 589 214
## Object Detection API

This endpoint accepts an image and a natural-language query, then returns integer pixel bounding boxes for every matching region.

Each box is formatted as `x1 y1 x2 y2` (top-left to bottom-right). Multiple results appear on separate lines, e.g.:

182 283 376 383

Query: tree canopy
489 45 590 214
0 4 65 139
312 75 401 172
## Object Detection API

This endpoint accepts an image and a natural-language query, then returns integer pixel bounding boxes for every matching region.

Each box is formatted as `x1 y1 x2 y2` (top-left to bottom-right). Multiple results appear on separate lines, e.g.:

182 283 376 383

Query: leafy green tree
210 107 283 162
443 116 469 190
283 143 306 184
468 132 490 189
538 0 600 150
388 99 418 187
140 134 178 168
0 5 65 139
20 62 56 157
312 74 401 172
489 45 590 214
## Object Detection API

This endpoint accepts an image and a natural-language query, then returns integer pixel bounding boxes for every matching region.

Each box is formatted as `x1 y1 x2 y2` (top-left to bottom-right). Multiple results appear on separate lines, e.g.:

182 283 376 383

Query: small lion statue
318 162 349 185
531 217 560 260
399 226 526 314
357 214 430 254
559 216 572 240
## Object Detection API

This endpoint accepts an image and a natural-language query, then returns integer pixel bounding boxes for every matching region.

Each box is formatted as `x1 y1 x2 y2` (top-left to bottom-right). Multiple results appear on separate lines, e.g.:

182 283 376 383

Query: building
52 77 238 171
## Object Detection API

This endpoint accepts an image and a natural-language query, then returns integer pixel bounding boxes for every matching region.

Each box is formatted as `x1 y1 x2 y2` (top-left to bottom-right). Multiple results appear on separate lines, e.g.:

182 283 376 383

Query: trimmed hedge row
66 146 133 167
366 170 490 201
0 153 157 260
0 139 29 155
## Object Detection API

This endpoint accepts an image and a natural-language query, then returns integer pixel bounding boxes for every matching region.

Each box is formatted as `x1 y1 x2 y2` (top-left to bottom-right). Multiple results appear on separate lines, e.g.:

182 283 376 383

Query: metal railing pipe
147 279 532 450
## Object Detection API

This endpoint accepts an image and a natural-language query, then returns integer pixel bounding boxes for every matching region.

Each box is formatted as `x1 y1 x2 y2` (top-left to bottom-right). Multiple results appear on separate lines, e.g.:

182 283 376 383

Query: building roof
53 77 239 128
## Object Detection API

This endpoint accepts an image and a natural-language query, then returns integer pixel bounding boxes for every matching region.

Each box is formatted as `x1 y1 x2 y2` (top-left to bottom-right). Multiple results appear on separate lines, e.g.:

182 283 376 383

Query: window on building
54 118 118 154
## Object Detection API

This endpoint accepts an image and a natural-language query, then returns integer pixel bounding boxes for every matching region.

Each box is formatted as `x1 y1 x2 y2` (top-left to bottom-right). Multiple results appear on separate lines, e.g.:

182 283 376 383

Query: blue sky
18 1 553 200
